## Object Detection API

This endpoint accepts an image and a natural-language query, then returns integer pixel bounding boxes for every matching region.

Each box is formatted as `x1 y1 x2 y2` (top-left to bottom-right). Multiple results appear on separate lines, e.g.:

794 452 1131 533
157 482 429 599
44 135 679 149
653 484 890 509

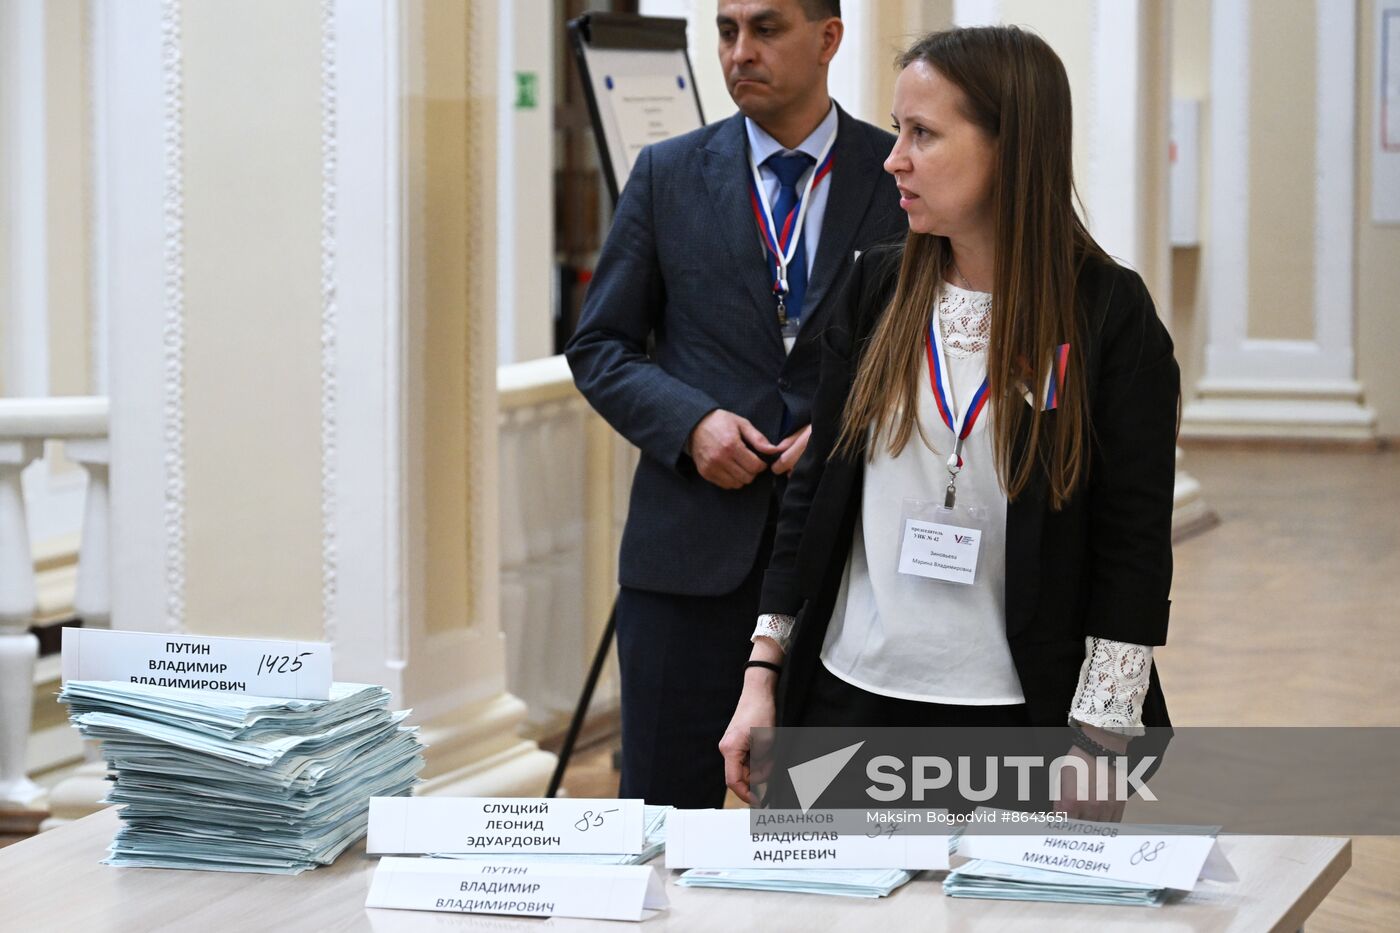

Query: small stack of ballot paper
943 859 1170 907
676 867 916 898
60 679 423 874
430 805 672 865
944 808 1234 907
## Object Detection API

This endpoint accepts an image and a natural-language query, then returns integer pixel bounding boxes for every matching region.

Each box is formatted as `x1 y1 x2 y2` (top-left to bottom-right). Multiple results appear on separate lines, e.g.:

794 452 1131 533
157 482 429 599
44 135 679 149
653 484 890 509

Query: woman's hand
719 668 778 805
1051 724 1131 823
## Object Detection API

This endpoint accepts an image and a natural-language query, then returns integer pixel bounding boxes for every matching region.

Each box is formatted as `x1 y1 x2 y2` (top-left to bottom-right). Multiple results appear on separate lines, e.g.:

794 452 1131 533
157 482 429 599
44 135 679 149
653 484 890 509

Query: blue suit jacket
566 105 907 596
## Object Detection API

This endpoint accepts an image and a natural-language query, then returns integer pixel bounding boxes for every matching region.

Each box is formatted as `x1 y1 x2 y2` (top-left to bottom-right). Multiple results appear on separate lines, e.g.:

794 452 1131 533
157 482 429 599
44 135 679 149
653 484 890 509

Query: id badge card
896 497 988 585
781 315 801 354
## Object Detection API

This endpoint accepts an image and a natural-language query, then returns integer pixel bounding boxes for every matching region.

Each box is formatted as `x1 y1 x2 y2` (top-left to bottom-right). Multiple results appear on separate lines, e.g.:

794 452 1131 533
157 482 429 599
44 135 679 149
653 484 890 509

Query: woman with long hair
719 26 1179 821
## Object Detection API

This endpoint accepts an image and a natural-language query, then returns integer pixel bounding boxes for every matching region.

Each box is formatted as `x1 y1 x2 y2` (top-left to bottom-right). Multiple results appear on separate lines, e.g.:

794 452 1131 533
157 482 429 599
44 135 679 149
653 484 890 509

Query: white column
0 439 42 806
1081 0 1212 536
496 0 555 365
1182 0 1376 439
827 1 875 123
953 0 1001 28
1 0 50 398
0 0 49 809
1086 1 1153 284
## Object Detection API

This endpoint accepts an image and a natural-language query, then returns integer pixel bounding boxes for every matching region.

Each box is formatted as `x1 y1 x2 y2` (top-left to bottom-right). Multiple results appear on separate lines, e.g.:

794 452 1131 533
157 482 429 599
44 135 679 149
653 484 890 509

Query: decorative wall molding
88 0 111 396
159 0 187 631
1183 0 1375 439
319 0 340 643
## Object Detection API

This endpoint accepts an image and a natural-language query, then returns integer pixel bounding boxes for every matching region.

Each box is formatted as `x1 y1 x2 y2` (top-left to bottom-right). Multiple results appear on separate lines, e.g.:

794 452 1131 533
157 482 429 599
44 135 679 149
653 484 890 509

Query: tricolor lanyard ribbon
746 134 836 326
925 314 990 509
1018 342 1071 410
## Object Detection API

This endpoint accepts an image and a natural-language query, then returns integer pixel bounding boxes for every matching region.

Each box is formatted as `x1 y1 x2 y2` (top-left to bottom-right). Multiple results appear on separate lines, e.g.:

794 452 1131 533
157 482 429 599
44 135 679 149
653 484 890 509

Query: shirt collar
745 101 838 167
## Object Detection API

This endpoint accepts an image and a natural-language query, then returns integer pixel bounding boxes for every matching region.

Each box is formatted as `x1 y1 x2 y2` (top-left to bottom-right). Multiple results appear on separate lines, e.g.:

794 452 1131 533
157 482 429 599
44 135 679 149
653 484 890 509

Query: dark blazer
759 243 1180 730
566 105 908 596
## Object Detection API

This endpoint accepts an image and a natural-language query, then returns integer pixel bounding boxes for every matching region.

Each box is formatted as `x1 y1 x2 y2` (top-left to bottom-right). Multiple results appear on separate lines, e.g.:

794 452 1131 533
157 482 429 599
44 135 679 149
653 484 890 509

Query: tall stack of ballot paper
60 679 423 874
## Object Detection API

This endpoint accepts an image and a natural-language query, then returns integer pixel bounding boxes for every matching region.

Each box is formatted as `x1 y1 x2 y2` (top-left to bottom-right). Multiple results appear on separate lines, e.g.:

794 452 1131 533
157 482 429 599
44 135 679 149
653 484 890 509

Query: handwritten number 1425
257 651 313 675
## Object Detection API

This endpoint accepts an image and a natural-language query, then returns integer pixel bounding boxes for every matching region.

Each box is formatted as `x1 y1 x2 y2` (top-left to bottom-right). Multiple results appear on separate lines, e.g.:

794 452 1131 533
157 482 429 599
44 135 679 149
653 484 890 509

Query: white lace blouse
752 282 1153 734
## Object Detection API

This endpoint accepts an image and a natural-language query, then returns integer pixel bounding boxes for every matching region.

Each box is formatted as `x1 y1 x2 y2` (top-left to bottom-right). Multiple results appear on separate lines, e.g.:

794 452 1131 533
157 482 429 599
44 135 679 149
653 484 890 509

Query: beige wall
45 0 89 399
1245 0 1316 342
1357 0 1400 436
180 0 324 639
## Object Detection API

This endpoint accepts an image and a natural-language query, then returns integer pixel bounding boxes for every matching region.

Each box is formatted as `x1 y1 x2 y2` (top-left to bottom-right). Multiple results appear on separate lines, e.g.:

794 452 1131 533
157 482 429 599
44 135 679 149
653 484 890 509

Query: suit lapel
804 106 882 319
701 114 784 353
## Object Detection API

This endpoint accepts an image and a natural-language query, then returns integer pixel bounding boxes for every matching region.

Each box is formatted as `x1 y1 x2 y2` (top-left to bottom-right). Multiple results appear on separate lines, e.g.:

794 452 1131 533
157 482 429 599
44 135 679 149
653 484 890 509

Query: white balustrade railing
0 396 110 806
498 357 634 732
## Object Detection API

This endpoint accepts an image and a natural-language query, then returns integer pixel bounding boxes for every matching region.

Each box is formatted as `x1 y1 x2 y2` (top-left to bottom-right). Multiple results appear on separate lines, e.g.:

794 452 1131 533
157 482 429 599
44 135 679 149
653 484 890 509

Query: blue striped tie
765 152 814 325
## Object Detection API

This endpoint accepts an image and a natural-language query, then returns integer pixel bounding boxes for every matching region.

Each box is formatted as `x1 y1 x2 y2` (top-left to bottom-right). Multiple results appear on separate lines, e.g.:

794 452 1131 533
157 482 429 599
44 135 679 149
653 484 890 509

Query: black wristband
745 660 783 675
1068 724 1126 758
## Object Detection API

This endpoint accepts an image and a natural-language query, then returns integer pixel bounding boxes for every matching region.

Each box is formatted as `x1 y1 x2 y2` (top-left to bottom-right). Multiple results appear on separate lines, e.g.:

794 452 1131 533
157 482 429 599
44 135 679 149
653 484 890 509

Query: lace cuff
752 613 796 654
1068 636 1152 736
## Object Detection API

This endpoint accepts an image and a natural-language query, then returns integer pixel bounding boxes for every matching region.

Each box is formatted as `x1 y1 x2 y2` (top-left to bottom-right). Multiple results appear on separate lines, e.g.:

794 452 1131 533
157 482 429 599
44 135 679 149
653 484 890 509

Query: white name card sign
365 858 668 922
956 810 1237 891
664 809 950 870
367 797 646 855
61 627 332 700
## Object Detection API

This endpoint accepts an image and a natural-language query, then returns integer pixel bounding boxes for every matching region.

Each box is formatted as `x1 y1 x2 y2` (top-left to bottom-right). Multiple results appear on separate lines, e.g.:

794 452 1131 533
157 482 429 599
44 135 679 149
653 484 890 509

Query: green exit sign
514 72 538 110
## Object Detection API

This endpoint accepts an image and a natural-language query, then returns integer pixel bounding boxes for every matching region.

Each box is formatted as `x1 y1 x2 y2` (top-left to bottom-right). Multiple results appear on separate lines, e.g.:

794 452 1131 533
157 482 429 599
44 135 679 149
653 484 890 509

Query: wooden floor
556 441 1400 929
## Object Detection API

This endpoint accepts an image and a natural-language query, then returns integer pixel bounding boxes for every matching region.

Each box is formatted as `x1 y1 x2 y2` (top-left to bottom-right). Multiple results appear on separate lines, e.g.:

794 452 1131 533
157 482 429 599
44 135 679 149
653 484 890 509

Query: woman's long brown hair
835 27 1105 509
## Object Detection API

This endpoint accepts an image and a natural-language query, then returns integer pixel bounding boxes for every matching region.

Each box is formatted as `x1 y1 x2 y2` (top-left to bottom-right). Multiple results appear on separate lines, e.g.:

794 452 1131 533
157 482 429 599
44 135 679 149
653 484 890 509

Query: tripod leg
545 599 617 798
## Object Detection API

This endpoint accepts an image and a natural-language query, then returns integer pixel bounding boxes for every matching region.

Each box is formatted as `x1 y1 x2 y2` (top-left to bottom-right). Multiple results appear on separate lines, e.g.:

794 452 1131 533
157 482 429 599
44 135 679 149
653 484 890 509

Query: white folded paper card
60 627 332 700
664 809 950 870
956 809 1238 891
367 797 646 855
365 858 668 921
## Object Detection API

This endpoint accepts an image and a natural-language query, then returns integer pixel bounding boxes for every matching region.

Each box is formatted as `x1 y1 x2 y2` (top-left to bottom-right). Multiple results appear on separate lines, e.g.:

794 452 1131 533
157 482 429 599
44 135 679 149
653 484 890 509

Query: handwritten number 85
574 808 620 832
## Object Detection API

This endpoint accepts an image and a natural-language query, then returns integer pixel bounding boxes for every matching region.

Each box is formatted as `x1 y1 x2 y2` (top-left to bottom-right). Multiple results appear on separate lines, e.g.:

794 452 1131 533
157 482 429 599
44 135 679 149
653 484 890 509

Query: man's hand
686 410 783 489
770 424 812 476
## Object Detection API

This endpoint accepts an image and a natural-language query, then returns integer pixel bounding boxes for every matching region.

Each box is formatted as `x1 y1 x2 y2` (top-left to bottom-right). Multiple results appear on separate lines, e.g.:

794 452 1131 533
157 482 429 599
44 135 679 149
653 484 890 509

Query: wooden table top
1 808 1350 933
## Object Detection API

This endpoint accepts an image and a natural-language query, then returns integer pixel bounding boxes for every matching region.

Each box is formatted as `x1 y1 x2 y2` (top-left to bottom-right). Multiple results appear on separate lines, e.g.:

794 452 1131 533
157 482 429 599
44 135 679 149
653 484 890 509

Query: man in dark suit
565 0 906 806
